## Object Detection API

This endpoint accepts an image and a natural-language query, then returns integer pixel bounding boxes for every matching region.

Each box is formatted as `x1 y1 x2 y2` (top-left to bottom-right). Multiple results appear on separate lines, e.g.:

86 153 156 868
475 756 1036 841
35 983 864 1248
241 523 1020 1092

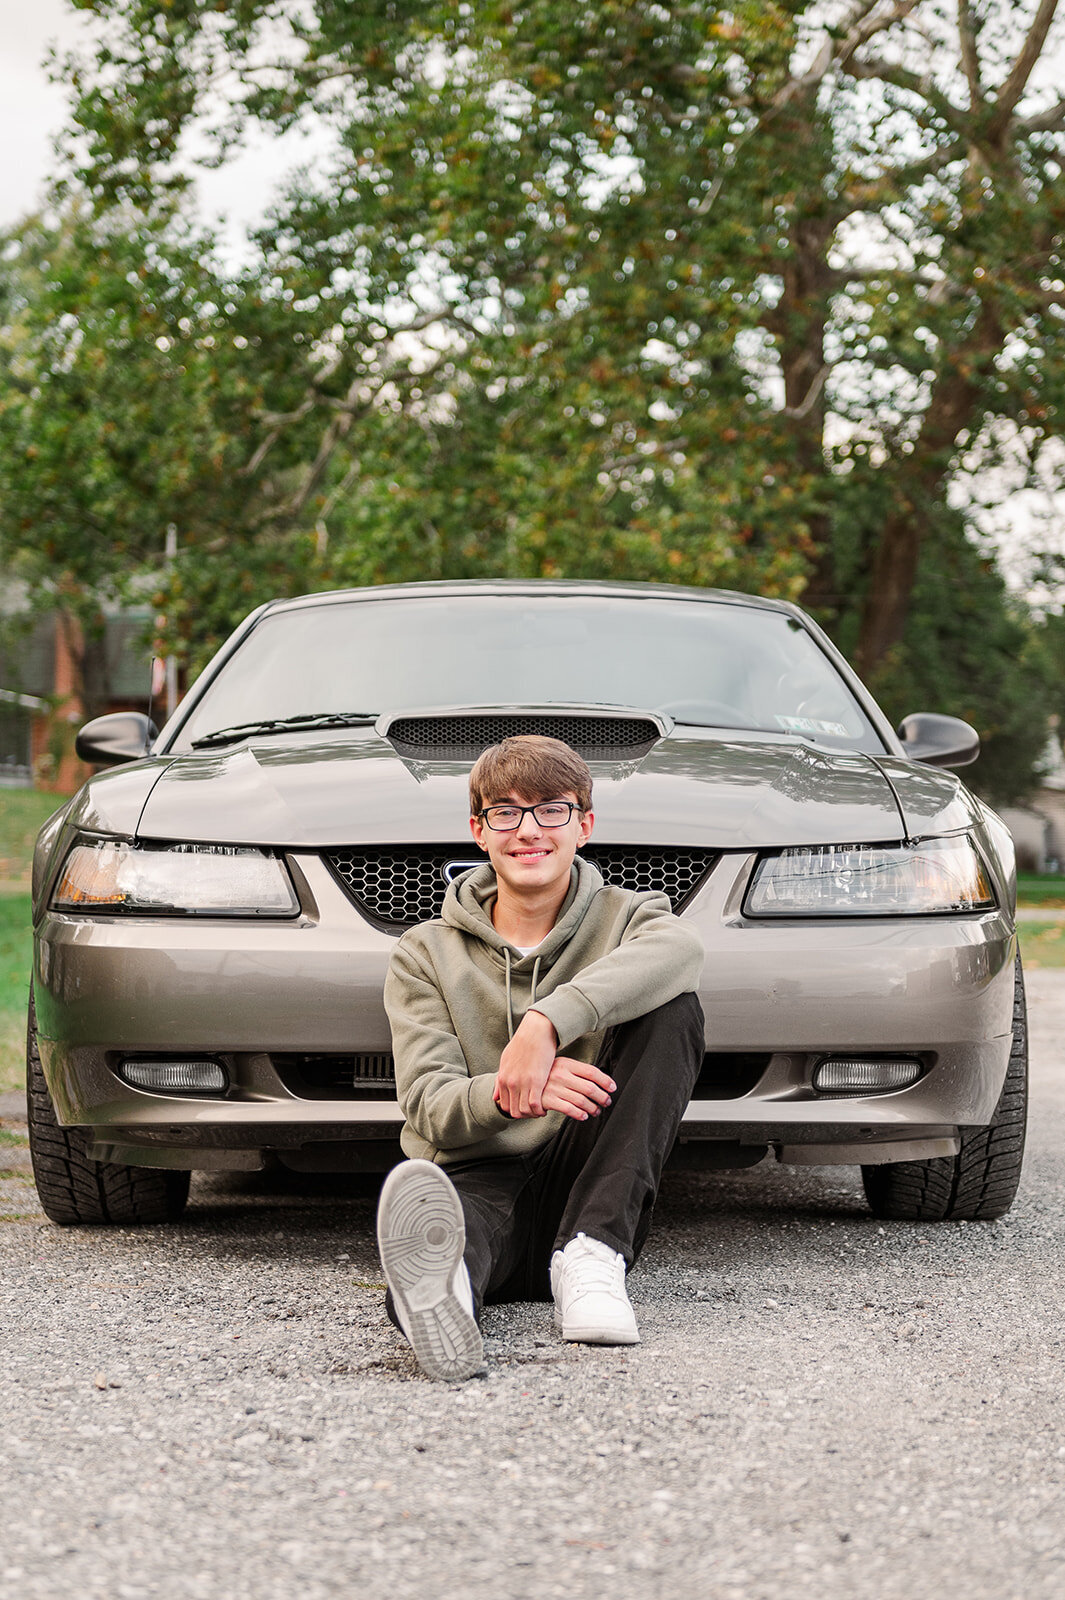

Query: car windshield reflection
173 594 884 755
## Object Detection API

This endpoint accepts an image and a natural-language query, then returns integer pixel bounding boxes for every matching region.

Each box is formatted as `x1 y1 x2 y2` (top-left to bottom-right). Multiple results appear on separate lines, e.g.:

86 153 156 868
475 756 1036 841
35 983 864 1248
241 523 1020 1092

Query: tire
26 991 190 1226
862 954 1028 1222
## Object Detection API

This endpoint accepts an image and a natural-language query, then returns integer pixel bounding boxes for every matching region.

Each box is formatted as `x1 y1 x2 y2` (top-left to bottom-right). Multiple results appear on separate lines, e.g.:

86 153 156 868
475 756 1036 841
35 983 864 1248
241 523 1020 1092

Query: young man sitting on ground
377 734 705 1380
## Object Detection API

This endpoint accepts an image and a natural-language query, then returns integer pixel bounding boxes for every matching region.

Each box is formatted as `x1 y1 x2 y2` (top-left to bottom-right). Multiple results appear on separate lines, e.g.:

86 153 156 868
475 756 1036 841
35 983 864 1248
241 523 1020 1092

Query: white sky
0 0 314 246
0 0 76 227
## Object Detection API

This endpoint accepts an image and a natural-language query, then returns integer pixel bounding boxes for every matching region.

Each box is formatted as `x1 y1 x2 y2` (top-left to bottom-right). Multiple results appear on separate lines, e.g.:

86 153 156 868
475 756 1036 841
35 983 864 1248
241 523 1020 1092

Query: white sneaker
550 1233 640 1345
376 1159 484 1381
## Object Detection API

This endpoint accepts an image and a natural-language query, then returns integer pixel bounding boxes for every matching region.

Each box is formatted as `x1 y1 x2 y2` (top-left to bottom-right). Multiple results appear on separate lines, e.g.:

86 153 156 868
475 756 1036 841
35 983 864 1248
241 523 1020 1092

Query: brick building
0 598 154 793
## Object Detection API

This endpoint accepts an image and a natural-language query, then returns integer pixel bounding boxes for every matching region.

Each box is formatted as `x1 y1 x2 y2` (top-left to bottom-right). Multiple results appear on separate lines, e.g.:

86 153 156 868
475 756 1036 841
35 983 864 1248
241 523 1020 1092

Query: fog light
812 1058 922 1095
120 1059 228 1095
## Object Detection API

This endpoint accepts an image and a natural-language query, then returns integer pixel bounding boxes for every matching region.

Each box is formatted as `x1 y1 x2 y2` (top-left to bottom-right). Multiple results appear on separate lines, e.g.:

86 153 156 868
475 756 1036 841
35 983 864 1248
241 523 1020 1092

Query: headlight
51 840 300 917
745 836 996 917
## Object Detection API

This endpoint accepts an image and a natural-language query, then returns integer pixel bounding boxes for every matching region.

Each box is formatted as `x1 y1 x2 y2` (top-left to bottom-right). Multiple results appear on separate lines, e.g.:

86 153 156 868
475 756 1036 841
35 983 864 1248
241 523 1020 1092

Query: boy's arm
528 892 704 1050
384 939 512 1151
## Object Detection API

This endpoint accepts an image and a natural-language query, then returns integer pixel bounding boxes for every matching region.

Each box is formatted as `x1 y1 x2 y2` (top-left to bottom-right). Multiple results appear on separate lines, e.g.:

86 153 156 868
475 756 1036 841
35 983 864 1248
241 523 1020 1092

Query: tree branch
781 363 831 418
840 136 968 209
245 309 474 476
1019 94 1065 134
987 0 1059 141
957 0 983 111
318 457 360 521
836 0 924 70
776 0 922 107
842 56 968 131
281 350 450 519
282 381 371 518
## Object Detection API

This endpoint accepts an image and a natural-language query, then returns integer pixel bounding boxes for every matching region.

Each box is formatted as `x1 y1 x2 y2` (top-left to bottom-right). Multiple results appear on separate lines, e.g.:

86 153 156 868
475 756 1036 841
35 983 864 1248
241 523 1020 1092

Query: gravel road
2 978 1063 1600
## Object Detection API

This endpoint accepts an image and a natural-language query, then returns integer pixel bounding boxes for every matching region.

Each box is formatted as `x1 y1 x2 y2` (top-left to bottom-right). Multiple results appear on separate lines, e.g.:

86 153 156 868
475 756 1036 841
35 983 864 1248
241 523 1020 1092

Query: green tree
0 208 333 686
3 0 1061 786
56 1 1065 664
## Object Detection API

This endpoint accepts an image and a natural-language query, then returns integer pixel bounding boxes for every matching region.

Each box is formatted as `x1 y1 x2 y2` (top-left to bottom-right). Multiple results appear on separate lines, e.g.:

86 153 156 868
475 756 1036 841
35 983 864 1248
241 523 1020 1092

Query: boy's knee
607 990 704 1054
662 989 704 1025
641 989 704 1039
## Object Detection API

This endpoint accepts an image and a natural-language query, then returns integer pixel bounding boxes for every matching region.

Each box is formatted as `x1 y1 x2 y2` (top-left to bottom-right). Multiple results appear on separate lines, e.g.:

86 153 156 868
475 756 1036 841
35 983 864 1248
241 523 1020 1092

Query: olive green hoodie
384 856 704 1164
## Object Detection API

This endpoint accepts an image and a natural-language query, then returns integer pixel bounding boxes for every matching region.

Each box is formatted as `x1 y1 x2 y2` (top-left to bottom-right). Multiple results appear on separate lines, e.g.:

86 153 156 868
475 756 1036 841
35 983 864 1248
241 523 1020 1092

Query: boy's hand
494 1011 617 1121
541 1058 615 1122
494 1009 559 1118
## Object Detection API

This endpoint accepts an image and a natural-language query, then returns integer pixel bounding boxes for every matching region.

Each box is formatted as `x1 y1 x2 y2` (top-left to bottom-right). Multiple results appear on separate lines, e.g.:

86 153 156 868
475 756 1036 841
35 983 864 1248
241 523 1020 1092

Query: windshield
172 595 885 754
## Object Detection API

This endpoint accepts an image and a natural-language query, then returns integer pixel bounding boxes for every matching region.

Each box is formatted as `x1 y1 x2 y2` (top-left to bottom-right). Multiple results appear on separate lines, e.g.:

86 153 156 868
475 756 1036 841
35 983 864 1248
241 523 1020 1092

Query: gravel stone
1 976 1064 1597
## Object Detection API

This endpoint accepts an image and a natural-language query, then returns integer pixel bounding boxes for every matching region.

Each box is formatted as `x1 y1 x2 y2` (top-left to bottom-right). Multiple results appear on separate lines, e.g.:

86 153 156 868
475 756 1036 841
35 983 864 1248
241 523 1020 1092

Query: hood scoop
384 710 664 762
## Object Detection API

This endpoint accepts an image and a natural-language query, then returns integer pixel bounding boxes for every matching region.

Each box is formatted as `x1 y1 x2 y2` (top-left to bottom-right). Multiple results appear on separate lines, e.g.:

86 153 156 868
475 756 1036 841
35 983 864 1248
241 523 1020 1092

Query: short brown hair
469 735 592 816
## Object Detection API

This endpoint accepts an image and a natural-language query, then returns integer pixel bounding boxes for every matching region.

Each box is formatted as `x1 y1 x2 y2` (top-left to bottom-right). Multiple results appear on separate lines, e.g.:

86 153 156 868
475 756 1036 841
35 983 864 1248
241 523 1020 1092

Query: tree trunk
759 101 839 613
853 298 1001 675
853 504 920 679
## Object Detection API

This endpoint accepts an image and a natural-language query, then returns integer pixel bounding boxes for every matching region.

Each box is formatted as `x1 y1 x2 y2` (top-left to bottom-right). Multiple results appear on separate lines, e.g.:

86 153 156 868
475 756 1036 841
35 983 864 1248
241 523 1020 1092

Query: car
26 579 1025 1227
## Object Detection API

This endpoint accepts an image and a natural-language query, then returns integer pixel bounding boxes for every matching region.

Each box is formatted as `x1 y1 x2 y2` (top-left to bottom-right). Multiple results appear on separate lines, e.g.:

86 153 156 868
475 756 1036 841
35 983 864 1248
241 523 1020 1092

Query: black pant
446 990 705 1317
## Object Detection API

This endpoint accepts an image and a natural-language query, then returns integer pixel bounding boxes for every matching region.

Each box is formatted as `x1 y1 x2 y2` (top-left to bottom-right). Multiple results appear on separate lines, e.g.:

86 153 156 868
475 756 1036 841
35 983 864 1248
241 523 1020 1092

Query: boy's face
469 789 594 899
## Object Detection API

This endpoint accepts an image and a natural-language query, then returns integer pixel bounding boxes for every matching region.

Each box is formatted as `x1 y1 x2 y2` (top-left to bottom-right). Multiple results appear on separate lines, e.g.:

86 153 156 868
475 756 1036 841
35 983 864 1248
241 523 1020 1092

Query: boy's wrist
520 1008 558 1046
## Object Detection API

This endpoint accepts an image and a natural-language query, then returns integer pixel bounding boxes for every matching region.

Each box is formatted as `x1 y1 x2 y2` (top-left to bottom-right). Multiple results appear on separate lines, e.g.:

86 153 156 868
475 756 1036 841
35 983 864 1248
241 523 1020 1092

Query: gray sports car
27 580 1025 1226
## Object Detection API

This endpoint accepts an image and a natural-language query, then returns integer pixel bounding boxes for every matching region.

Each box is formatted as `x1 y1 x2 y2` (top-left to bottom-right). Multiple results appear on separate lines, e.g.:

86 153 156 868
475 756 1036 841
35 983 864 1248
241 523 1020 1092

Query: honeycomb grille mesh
324 844 716 931
386 714 661 760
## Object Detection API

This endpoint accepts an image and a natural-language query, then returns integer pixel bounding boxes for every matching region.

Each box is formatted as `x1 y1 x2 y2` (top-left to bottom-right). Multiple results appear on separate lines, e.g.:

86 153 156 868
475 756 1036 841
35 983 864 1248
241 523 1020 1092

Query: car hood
133 729 907 849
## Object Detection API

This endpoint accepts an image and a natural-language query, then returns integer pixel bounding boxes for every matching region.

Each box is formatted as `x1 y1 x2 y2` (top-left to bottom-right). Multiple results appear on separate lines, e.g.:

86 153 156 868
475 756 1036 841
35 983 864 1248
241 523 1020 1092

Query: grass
1016 920 1065 970
0 894 31 1095
1016 871 1065 909
0 788 64 885
0 790 53 1095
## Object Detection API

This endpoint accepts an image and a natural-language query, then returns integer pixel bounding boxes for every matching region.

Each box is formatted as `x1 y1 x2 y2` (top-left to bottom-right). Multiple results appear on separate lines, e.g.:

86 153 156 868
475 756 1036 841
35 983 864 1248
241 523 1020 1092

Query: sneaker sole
553 1309 640 1346
377 1160 484 1381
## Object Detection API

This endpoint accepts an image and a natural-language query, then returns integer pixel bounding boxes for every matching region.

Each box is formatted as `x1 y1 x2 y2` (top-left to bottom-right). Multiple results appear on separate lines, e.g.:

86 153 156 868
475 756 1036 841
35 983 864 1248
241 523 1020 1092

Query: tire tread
26 991 189 1226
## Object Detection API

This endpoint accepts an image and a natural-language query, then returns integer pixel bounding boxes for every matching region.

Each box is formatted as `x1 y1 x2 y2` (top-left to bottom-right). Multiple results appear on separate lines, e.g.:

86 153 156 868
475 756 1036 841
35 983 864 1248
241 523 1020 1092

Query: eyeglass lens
482 802 577 830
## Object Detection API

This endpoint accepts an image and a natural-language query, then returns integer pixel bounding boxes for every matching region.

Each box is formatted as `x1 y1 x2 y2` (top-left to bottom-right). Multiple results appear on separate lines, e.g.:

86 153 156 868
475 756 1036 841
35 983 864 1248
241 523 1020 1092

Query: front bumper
33 850 1017 1170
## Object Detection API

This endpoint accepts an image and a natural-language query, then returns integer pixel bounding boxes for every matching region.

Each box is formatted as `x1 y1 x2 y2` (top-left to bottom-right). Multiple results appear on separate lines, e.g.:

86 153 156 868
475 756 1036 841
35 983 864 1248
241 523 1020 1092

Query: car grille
385 713 662 761
324 844 718 931
272 1053 397 1100
272 1051 768 1100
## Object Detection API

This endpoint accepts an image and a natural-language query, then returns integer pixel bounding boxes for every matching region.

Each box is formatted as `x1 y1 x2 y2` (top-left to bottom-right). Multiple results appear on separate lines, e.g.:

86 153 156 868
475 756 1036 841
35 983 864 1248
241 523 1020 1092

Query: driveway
1 976 1063 1600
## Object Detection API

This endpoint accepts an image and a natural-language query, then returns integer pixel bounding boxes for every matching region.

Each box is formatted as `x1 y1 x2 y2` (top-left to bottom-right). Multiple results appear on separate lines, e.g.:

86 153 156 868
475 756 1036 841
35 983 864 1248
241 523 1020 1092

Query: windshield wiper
190 712 378 749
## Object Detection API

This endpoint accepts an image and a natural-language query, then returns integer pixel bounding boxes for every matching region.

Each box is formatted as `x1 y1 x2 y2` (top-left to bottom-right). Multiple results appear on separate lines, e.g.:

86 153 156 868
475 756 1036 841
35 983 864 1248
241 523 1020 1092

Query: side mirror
897 712 979 769
75 712 158 767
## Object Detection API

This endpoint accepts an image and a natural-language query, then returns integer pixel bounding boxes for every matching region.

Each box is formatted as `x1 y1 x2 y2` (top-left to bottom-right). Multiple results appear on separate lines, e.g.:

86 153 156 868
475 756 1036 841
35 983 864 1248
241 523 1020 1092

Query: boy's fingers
561 1079 609 1107
545 1083 602 1117
543 1089 594 1121
557 1059 615 1093
550 1065 612 1106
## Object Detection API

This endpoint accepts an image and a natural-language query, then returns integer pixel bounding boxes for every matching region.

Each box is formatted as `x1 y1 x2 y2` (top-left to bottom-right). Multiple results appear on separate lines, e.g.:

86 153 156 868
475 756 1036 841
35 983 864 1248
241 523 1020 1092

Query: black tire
862 954 1028 1222
26 991 190 1226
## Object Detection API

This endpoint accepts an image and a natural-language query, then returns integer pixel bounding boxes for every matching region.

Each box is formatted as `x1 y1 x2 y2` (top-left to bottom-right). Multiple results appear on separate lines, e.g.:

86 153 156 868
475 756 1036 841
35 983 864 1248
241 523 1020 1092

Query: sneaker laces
564 1234 626 1294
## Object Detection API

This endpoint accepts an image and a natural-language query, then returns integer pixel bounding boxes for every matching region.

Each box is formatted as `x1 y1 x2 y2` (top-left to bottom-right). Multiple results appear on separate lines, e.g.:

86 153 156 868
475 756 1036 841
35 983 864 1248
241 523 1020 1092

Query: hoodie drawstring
503 947 543 1041
504 947 514 1041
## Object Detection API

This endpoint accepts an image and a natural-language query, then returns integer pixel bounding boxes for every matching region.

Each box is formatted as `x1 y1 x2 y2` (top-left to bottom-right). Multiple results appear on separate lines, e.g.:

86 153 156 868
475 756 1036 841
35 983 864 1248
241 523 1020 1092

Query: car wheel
26 990 190 1226
861 954 1028 1222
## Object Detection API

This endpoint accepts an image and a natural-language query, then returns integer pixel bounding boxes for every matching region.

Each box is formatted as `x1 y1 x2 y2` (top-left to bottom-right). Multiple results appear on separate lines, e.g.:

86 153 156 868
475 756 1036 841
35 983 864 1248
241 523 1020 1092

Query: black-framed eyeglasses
479 801 582 831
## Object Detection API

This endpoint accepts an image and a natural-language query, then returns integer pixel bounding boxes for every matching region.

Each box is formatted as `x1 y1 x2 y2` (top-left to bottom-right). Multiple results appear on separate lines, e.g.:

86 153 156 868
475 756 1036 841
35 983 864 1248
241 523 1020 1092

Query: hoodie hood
440 857 605 1043
441 855 604 970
